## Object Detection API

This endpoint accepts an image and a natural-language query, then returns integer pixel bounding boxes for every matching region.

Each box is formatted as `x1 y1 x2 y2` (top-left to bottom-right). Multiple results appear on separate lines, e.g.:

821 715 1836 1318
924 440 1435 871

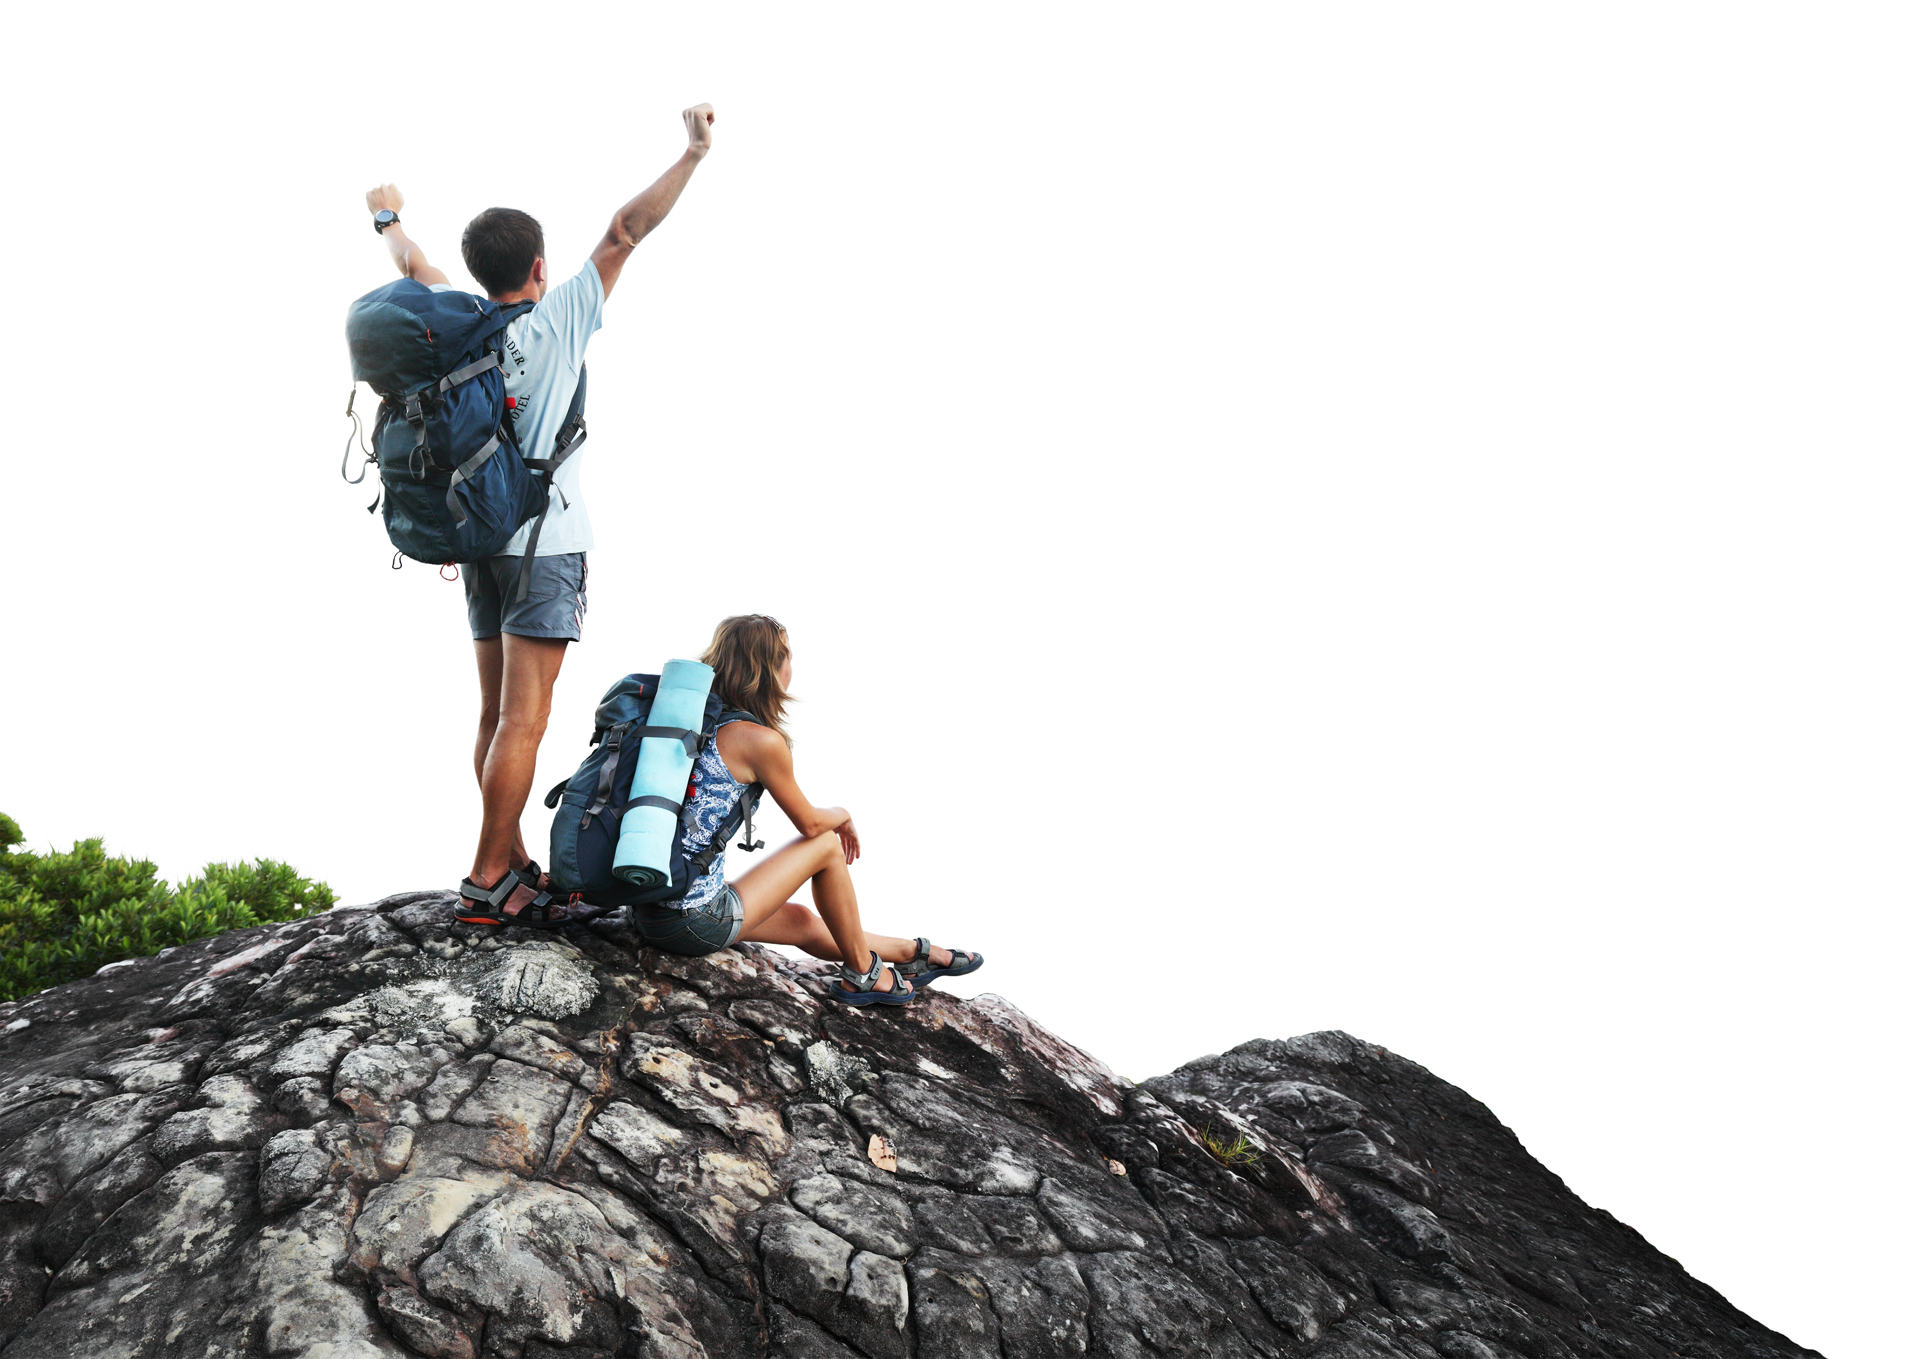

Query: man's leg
472 636 532 870
469 633 568 890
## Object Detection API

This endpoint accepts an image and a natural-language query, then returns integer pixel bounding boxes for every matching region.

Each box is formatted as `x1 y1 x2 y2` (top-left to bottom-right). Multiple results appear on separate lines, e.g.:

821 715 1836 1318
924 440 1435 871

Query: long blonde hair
701 614 792 743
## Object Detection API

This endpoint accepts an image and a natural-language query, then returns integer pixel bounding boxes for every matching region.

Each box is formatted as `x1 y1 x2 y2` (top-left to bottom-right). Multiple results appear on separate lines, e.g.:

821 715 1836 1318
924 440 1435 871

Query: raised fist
365 184 405 216
683 104 716 158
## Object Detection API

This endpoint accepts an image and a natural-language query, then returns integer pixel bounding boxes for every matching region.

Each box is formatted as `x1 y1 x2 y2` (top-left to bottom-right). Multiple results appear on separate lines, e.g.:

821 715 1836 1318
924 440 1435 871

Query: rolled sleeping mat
611 659 714 890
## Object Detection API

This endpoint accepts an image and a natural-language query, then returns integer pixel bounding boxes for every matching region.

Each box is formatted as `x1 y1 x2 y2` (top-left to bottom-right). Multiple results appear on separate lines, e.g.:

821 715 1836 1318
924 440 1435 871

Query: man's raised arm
591 104 715 299
365 184 450 287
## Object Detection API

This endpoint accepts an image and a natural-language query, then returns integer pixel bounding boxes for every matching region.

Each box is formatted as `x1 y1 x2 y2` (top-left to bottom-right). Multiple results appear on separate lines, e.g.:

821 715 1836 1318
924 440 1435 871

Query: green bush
0 815 335 1003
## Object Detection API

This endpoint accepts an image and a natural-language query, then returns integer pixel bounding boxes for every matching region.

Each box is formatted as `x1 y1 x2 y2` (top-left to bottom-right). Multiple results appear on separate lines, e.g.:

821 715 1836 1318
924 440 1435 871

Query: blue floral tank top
676 732 749 911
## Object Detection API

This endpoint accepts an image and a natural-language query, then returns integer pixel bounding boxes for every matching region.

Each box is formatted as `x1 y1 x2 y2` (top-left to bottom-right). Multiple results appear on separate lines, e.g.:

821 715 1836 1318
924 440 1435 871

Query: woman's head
701 614 792 740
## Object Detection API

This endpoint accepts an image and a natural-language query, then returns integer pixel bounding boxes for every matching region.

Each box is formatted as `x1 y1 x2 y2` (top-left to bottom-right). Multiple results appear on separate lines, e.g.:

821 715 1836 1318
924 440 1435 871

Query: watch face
374 210 398 232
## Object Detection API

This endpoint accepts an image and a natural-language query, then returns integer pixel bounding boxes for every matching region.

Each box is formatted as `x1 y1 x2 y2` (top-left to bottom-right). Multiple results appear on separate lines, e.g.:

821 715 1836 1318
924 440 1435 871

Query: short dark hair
461 207 544 296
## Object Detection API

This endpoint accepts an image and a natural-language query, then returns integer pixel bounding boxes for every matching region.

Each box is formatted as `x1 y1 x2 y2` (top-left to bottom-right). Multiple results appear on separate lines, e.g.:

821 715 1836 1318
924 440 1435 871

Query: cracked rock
0 893 1820 1359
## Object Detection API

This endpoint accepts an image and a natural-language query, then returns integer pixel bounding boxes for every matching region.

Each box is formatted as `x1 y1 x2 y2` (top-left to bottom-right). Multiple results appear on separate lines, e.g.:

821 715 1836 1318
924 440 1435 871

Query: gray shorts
465 552 587 641
633 886 744 957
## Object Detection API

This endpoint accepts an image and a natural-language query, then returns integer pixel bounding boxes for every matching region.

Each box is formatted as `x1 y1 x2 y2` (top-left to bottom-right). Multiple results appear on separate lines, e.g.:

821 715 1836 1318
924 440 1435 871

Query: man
366 103 715 923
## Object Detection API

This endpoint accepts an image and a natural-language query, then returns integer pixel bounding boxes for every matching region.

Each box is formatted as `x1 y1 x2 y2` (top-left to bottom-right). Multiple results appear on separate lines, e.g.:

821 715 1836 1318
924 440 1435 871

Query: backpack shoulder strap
505 358 590 603
708 710 767 852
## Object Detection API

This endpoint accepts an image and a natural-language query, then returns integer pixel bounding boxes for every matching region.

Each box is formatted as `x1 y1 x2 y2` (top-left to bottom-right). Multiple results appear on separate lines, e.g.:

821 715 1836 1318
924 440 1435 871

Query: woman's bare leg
733 832 928 991
742 900 920 968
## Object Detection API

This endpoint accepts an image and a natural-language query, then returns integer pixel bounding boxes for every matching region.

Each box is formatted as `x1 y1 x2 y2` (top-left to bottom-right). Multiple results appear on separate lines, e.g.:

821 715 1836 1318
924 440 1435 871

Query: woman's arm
728 725 849 839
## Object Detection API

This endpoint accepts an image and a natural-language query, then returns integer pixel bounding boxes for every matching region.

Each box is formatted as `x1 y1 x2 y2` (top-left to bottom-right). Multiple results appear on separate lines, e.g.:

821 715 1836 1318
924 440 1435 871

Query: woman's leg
733 832 921 989
743 900 923 968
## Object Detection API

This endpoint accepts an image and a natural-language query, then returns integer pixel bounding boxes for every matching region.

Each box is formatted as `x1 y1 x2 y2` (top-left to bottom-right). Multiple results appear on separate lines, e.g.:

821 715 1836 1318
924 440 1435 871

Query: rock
909 1249 1001 1358
761 1204 854 1321
375 1284 475 1359
267 1027 356 1082
838 1251 910 1358
473 942 597 1019
0 894 1823 1359
790 1172 915 1257
802 1038 874 1105
258 1128 336 1215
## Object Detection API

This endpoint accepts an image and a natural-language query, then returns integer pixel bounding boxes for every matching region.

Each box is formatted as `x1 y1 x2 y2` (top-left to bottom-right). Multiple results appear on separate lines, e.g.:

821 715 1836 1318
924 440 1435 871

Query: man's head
462 207 546 299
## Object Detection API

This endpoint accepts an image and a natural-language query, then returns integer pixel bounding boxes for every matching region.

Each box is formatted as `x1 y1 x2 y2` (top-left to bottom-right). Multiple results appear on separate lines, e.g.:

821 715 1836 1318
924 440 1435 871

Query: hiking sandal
895 936 984 988
455 868 573 929
512 858 552 894
828 950 916 1007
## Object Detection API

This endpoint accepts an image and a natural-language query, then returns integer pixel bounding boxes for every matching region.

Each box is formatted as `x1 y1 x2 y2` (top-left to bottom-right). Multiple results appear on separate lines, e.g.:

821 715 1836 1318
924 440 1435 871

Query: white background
3 4 1912 1354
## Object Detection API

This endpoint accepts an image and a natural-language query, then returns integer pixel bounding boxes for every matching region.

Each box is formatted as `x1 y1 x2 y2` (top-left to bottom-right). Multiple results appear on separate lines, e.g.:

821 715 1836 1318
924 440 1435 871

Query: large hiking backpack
544 672 767 909
342 280 586 596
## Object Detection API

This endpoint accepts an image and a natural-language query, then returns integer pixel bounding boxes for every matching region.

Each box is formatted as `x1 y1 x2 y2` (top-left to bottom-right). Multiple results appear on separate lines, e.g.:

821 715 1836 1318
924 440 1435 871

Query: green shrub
0 816 335 1003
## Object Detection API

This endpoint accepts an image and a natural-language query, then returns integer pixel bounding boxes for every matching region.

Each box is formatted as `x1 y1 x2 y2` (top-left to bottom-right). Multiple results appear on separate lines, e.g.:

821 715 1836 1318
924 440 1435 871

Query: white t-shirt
433 259 604 556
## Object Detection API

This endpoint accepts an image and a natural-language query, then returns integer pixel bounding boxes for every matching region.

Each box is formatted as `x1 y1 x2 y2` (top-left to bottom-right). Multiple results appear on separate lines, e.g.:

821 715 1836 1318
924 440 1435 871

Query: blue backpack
343 280 586 595
544 673 767 909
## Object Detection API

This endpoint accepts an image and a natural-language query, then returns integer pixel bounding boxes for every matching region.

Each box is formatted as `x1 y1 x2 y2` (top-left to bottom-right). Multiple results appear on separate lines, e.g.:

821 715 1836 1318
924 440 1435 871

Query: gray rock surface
0 892 1818 1358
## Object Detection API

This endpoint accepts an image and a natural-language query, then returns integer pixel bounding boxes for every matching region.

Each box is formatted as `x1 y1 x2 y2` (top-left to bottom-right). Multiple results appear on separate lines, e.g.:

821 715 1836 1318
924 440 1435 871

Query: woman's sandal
894 937 984 988
828 950 916 1007
455 868 574 929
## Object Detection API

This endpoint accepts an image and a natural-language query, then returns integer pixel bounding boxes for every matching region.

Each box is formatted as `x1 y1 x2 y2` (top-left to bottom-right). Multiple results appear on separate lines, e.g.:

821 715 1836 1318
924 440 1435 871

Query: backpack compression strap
712 712 767 855
508 364 589 602
403 350 509 491
444 428 508 527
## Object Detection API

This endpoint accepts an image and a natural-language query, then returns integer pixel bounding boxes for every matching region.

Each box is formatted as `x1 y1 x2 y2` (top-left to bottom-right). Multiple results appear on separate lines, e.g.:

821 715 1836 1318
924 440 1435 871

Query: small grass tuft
1199 1120 1262 1169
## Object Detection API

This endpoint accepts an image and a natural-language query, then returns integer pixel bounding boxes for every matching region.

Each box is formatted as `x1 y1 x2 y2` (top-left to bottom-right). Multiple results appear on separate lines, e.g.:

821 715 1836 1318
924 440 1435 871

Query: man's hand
365 184 448 287
683 104 715 160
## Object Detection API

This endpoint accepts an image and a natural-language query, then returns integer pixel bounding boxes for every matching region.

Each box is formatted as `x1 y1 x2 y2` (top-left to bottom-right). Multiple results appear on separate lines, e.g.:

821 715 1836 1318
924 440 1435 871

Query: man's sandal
895 937 983 988
507 860 612 920
828 951 917 1007
455 868 573 929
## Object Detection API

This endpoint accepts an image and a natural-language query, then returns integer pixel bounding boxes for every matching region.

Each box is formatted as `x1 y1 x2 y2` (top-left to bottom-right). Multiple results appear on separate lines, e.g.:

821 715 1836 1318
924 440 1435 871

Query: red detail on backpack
506 396 518 408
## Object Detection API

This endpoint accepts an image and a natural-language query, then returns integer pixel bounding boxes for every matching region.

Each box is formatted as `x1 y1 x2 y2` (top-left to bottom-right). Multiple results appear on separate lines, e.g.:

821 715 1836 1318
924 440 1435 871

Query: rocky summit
0 893 1816 1359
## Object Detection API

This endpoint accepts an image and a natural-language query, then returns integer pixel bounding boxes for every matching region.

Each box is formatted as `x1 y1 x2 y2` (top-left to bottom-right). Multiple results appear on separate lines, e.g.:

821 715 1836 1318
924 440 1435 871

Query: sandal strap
840 950 885 992
911 936 932 966
460 869 564 923
461 871 517 909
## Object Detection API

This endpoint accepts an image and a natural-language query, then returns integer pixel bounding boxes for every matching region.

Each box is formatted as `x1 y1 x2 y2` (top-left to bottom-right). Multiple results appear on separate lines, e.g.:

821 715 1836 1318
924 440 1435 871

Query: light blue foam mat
611 659 713 890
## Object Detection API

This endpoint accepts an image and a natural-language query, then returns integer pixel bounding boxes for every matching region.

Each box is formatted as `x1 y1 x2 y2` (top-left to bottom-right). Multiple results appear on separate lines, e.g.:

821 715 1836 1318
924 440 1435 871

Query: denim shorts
633 886 743 957
464 552 587 641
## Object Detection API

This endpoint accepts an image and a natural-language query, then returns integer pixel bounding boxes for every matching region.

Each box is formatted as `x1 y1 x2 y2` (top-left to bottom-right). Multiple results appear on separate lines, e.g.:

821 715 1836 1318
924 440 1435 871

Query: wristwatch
373 209 400 235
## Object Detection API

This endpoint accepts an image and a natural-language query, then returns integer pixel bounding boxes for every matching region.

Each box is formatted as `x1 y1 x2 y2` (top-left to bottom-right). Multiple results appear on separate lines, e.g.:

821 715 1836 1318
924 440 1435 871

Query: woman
631 615 982 1006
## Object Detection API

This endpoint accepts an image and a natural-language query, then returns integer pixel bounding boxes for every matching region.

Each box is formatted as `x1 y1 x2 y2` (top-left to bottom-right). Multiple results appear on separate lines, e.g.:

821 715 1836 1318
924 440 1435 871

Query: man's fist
366 184 405 216
683 105 716 159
